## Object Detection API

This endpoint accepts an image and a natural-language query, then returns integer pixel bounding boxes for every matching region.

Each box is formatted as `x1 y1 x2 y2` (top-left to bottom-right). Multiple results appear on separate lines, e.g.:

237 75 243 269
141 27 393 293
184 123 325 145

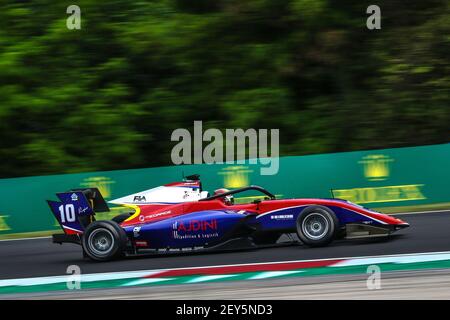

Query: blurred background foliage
0 0 448 178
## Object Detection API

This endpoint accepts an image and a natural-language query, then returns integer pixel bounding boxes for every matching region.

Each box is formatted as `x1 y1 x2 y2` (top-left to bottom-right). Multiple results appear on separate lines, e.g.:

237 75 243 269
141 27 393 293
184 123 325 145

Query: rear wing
47 188 109 235
70 188 110 212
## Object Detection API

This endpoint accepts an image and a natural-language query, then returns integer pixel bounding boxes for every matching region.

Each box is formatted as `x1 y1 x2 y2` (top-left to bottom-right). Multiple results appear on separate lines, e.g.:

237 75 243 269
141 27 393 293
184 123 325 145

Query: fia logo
133 196 147 202
359 154 394 181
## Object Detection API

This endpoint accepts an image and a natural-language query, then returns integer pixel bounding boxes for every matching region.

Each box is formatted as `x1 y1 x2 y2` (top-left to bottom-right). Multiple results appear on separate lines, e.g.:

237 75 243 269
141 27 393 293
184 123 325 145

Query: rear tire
81 220 128 261
296 206 338 247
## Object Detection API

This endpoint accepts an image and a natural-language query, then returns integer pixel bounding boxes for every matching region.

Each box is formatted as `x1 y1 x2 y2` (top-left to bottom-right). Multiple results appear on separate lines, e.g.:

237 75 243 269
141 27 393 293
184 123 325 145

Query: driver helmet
213 188 234 205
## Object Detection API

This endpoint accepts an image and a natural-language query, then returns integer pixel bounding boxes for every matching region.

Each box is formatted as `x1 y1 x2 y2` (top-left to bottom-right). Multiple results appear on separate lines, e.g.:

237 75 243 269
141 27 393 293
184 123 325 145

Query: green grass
0 230 57 240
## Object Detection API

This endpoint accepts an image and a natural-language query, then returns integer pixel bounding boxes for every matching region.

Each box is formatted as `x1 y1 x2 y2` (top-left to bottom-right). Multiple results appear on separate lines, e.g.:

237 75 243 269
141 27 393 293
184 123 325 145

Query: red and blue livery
48 174 409 261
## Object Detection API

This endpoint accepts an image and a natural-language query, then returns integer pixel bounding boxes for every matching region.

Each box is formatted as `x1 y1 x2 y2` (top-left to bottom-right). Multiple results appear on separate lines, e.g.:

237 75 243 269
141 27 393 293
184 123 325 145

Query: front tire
296 206 338 247
81 220 128 261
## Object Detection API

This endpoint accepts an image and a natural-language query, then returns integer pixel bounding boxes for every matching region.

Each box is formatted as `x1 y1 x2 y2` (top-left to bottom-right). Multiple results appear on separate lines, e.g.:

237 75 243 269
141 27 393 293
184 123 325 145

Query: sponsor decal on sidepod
172 219 219 240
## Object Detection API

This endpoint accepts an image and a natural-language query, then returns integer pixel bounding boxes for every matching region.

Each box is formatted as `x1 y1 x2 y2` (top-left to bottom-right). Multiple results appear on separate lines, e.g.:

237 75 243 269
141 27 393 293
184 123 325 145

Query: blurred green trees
0 0 448 177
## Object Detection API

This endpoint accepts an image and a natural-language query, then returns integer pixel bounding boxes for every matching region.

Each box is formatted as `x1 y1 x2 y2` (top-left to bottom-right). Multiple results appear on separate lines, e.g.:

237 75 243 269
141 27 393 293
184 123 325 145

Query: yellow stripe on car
122 205 141 222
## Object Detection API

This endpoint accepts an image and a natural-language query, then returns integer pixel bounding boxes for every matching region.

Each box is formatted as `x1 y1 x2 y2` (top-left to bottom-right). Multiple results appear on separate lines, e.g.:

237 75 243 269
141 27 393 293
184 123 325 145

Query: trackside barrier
0 143 448 236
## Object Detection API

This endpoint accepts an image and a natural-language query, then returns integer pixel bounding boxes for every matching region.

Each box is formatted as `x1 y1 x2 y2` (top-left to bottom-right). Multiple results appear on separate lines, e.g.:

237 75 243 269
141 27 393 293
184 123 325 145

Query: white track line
187 274 238 283
250 270 304 280
2 250 450 287
121 278 174 287
331 252 450 267
0 270 162 287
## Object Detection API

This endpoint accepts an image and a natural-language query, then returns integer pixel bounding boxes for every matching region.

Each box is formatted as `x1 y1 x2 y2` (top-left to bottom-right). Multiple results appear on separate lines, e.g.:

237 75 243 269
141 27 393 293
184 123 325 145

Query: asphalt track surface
1 211 449 280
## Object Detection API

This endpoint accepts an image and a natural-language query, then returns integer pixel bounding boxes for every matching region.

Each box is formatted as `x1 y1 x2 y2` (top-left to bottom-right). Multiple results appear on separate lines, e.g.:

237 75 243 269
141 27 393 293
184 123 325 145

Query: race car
47 174 409 261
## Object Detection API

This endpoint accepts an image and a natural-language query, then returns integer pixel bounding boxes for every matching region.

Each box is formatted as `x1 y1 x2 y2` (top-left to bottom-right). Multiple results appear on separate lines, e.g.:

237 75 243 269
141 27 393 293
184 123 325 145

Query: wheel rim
301 213 329 240
87 228 114 256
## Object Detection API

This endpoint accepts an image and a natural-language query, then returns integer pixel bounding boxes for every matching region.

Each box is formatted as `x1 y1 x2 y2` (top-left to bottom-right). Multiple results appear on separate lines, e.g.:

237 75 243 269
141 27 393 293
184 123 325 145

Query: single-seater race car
47 174 409 261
